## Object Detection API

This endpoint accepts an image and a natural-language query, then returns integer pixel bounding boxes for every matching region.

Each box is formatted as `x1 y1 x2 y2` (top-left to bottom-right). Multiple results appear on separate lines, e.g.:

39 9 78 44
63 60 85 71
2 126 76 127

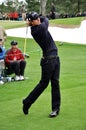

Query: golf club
24 26 29 58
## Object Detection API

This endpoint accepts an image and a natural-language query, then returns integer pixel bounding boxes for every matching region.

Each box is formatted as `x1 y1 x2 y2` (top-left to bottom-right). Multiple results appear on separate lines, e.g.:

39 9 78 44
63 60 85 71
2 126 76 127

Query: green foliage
0 0 86 16
25 0 40 12
46 0 86 15
0 1 16 13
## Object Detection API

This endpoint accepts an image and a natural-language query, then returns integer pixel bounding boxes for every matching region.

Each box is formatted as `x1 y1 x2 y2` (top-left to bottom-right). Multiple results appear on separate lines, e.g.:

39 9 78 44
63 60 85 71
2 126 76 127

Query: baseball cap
11 40 18 45
0 39 2 41
27 12 39 21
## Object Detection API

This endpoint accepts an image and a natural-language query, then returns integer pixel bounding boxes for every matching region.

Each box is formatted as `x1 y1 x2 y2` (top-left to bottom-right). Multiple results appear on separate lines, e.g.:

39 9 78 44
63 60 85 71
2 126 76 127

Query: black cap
11 40 18 45
0 39 2 41
27 12 39 21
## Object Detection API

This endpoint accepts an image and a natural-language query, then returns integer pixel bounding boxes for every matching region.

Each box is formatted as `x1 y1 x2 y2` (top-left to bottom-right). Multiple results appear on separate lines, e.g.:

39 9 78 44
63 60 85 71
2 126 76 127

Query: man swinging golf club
22 11 61 118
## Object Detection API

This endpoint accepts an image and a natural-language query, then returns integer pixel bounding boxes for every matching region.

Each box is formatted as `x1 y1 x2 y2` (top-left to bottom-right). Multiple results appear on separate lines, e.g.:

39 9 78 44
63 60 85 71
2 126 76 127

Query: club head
24 53 29 58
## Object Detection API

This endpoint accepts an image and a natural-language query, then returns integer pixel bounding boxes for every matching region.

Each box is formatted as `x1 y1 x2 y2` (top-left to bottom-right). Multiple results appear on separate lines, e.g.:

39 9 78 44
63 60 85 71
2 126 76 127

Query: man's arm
40 16 49 30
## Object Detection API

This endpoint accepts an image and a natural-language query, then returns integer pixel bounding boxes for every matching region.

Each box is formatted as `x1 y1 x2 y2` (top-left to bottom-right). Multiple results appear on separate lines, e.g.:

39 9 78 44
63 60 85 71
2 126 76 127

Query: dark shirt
31 16 58 57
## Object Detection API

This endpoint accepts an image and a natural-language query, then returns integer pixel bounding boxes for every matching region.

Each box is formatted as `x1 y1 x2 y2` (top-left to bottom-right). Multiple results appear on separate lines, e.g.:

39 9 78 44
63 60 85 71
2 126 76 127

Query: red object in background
8 12 19 20
8 12 13 19
13 12 19 19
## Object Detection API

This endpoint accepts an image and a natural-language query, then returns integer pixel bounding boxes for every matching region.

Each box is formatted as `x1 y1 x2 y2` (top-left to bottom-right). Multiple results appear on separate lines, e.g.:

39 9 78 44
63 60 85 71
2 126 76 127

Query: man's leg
12 62 20 76
23 79 49 114
20 60 26 76
50 57 61 117
6 62 20 75
23 58 52 115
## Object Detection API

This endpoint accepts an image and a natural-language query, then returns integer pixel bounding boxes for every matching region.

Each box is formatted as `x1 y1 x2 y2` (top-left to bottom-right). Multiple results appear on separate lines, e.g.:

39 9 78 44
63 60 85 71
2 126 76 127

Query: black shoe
23 103 29 115
49 110 59 118
22 100 31 115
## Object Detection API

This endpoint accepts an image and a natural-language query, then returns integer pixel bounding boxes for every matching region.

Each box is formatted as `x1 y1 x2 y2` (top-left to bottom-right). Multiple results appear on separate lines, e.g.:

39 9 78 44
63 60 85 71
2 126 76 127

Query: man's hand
26 19 32 26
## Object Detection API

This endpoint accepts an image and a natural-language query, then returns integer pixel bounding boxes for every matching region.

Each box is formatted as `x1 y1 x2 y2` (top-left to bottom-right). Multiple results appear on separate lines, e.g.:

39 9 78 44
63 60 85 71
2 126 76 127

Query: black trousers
24 56 61 111
6 60 26 76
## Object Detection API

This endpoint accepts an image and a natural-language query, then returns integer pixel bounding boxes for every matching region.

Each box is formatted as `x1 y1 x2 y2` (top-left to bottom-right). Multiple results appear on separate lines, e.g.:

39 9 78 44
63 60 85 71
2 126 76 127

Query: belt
42 55 58 60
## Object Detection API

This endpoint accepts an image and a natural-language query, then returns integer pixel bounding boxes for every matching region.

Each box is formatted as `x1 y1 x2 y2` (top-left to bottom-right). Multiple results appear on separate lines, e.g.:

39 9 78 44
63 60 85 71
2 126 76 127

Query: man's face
26 18 40 26
11 45 17 51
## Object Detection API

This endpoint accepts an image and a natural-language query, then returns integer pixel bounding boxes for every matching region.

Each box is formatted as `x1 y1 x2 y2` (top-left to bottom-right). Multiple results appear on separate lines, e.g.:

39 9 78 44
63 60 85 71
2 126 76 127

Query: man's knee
40 79 49 87
20 60 26 65
20 61 26 68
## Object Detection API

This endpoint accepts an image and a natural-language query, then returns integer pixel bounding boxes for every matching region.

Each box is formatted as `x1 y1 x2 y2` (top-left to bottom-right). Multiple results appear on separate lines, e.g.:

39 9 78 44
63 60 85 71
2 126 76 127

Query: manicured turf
49 17 85 27
0 20 26 29
0 36 86 130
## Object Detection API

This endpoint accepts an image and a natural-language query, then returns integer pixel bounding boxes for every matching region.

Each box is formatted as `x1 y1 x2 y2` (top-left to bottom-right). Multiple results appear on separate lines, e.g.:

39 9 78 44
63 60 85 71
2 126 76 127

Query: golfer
23 12 61 118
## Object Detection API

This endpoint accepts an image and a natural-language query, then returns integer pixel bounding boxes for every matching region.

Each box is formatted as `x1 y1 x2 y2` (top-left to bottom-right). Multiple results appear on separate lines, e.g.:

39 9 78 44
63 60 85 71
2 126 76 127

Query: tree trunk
40 0 47 16
77 0 80 12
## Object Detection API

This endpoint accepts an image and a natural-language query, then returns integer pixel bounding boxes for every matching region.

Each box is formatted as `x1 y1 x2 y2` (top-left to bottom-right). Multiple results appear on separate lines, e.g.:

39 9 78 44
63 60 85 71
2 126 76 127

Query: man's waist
43 50 57 58
42 55 58 60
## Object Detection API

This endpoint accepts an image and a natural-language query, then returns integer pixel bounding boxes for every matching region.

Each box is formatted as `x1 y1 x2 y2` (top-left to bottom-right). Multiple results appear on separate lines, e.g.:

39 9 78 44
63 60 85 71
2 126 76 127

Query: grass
0 37 86 130
49 17 85 27
0 20 26 29
0 16 85 29
0 18 86 130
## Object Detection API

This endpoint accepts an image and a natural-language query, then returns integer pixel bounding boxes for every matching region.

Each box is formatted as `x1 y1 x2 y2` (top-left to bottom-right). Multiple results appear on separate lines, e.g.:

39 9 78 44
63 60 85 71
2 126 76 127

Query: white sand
6 20 86 44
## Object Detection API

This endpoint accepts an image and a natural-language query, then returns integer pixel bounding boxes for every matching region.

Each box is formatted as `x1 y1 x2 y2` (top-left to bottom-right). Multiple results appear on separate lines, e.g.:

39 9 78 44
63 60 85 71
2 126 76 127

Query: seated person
5 40 26 81
0 38 6 84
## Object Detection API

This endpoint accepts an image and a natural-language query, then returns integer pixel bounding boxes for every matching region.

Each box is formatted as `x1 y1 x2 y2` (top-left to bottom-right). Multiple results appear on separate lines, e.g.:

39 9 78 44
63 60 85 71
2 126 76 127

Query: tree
25 0 48 15
46 0 86 16
40 0 47 15
0 0 86 17
25 0 40 13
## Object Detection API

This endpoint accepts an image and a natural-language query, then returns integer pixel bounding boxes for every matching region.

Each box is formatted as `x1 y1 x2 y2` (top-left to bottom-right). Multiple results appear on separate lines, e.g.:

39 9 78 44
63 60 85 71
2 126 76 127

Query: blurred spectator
22 13 26 21
8 12 14 20
50 2 56 19
5 40 26 81
51 2 56 13
13 12 19 20
0 39 6 84
0 26 7 46
8 12 19 20
50 11 56 19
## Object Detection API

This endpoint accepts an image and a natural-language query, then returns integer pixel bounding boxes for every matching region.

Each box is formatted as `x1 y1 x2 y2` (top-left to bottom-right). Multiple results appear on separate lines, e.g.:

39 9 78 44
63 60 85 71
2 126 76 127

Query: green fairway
0 17 85 29
0 20 26 29
0 36 86 130
49 17 85 27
